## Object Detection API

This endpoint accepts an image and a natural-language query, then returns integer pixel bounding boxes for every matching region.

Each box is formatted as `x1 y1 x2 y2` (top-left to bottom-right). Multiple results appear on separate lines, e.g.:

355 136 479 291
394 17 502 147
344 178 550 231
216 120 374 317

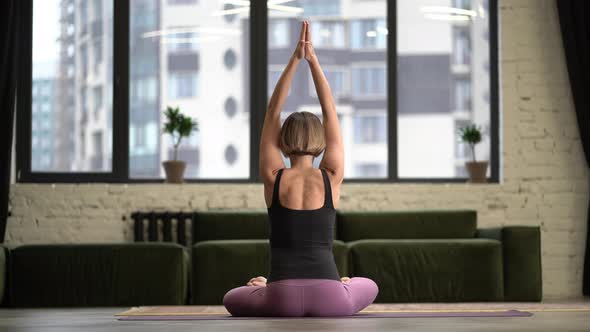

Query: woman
223 20 378 317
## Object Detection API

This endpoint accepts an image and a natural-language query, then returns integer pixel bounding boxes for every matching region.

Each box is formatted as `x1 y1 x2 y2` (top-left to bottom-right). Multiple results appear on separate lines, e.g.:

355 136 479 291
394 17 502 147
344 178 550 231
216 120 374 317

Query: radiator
131 211 196 246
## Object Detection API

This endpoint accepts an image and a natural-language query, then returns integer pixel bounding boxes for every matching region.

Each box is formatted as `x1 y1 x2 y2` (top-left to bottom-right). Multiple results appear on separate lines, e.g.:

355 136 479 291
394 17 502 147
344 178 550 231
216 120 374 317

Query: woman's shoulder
261 167 284 186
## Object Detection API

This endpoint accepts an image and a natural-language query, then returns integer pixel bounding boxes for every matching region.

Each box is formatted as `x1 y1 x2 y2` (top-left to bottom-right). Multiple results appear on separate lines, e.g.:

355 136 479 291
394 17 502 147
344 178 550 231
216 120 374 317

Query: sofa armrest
476 226 542 301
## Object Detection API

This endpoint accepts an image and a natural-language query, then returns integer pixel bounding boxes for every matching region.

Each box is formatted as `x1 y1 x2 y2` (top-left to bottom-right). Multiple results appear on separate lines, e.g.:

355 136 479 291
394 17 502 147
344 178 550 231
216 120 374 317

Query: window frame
16 0 500 184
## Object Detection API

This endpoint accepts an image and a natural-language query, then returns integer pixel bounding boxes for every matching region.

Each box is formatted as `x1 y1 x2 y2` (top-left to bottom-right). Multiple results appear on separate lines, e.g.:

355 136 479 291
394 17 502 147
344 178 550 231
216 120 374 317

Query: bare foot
340 277 351 284
246 276 267 287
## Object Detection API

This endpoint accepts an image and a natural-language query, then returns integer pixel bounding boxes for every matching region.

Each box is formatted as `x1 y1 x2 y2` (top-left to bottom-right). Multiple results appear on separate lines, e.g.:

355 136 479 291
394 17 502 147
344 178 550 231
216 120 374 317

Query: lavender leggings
223 277 379 317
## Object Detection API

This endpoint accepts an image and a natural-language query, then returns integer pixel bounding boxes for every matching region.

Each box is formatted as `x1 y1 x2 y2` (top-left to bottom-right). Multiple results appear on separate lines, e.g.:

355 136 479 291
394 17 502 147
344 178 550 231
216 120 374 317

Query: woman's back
265 168 339 211
266 167 340 283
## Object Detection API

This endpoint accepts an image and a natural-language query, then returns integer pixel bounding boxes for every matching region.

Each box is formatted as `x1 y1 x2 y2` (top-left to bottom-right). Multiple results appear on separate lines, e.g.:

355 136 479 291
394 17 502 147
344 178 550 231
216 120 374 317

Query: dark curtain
0 0 25 242
557 1 590 296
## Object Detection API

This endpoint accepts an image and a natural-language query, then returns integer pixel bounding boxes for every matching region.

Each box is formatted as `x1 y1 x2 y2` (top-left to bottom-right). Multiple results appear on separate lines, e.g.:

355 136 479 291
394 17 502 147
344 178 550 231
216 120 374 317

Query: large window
397 0 493 179
20 0 498 183
29 0 113 172
129 0 249 179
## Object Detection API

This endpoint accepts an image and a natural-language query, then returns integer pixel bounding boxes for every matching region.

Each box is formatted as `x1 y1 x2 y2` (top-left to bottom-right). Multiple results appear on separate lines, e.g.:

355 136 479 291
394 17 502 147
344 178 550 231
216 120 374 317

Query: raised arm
259 22 307 183
304 21 344 183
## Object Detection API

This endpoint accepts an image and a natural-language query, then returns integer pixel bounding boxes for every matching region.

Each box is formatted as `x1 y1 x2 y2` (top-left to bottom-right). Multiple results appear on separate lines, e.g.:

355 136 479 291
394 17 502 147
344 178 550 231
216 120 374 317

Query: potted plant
162 106 198 183
458 123 488 183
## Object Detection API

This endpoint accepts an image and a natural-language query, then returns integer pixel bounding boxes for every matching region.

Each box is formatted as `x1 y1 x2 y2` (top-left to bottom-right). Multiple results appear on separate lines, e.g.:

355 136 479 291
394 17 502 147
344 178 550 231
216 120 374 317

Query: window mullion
489 0 500 183
388 0 397 181
250 0 268 182
113 0 130 182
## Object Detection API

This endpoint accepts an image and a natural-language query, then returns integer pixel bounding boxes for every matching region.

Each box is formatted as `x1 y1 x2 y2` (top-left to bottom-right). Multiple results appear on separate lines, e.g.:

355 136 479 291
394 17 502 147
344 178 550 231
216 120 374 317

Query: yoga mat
116 310 532 320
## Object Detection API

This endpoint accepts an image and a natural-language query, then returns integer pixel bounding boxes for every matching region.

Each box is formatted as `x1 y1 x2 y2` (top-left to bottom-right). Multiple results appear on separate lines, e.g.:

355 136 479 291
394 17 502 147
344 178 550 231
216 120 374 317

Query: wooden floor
1 300 589 332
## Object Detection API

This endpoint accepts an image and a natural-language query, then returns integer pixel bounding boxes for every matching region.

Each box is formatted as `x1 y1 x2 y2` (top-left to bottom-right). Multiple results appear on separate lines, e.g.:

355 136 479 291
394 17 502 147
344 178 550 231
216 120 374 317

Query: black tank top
266 168 341 283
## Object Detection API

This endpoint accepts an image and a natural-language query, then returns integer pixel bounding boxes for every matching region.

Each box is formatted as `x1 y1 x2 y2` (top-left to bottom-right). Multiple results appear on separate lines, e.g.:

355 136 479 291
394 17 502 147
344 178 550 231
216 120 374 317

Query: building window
168 72 198 99
93 40 103 74
166 30 198 52
268 69 291 97
454 79 471 111
351 18 387 49
453 27 471 65
353 114 387 144
269 19 289 48
131 76 158 103
351 67 386 98
222 3 238 23
79 1 88 27
311 21 345 48
452 0 471 10
355 163 386 178
92 0 102 20
309 69 348 97
93 86 103 116
225 97 237 118
292 0 340 16
225 144 238 165
92 131 104 170
224 49 237 70
135 125 146 147
80 45 88 78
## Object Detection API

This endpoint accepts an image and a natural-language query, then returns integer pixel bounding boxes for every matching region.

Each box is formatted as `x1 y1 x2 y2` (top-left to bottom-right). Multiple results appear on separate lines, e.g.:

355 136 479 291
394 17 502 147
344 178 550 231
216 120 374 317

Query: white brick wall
6 0 589 299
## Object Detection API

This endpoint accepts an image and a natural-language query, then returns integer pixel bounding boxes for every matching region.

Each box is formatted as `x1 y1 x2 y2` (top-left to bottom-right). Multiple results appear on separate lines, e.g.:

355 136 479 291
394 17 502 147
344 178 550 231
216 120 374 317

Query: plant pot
465 161 488 183
162 160 186 183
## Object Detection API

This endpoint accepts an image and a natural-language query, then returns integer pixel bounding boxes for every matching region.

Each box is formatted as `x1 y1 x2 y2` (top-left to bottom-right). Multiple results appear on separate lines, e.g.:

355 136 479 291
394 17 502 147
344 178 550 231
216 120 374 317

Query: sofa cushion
191 239 348 305
9 243 188 307
193 211 269 243
337 210 477 241
348 239 503 302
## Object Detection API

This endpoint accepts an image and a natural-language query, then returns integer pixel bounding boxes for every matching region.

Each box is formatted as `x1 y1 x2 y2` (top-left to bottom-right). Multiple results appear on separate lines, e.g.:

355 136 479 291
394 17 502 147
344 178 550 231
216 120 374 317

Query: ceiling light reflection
420 6 477 17
143 27 242 38
423 13 471 21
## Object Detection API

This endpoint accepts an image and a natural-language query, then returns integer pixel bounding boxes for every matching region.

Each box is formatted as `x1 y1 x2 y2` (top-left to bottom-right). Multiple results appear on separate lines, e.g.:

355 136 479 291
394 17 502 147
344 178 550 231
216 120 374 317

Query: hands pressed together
293 20 316 62
246 276 267 287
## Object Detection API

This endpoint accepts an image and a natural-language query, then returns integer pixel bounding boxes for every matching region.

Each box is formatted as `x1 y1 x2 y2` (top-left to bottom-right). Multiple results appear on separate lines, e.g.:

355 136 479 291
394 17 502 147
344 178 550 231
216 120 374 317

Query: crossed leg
223 277 379 317
342 277 380 313
222 285 268 317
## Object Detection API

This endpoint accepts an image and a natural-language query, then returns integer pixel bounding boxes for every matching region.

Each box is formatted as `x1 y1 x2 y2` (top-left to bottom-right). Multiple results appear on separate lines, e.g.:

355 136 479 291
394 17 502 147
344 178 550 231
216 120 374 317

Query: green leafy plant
458 123 484 162
163 106 198 161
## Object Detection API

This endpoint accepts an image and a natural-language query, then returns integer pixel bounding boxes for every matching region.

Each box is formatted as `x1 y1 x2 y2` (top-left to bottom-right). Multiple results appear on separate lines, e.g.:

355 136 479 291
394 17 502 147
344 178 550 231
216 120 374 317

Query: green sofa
7 243 188 307
190 210 542 304
0 209 542 307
